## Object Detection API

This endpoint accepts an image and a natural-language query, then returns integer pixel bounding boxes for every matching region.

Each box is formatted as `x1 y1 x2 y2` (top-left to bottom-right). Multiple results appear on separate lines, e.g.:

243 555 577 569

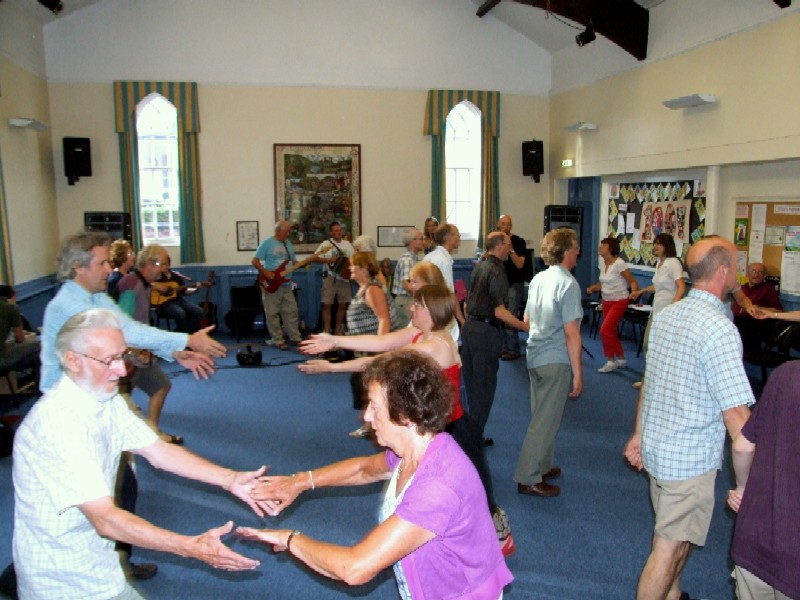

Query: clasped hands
246 473 305 517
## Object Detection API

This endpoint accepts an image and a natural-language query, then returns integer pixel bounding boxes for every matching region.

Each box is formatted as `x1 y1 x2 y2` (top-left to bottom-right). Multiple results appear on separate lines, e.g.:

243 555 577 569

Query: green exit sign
561 159 573 168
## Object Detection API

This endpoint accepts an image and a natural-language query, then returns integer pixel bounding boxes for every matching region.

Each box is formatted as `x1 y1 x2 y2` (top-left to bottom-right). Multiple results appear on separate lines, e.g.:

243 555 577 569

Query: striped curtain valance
114 81 200 133
423 90 500 137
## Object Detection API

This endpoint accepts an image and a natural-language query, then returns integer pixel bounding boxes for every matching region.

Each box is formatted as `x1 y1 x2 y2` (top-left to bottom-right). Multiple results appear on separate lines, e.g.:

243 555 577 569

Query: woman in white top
586 237 638 373
629 233 685 387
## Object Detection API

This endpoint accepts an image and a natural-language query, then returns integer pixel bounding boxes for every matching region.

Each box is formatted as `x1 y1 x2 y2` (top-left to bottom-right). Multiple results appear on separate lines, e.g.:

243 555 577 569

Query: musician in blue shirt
251 220 304 350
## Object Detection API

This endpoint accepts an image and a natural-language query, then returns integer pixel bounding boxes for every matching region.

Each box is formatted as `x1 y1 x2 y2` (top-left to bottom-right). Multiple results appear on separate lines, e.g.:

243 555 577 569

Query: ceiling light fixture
37 0 64 15
576 21 596 47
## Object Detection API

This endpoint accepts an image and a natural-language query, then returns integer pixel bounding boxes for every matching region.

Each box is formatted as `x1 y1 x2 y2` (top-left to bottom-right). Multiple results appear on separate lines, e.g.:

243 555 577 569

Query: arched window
136 94 180 246
444 101 481 240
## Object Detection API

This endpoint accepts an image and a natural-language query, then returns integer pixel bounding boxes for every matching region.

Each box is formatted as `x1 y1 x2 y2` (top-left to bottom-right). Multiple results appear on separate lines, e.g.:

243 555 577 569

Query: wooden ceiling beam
506 0 650 60
476 0 503 18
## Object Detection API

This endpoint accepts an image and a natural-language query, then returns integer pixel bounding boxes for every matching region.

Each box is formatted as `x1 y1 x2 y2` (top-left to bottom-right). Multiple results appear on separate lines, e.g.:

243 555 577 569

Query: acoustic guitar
258 245 329 294
150 273 213 307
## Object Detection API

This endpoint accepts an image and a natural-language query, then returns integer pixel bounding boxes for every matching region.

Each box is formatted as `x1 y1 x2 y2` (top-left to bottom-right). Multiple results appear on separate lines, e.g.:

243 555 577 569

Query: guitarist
251 220 304 350
151 254 206 333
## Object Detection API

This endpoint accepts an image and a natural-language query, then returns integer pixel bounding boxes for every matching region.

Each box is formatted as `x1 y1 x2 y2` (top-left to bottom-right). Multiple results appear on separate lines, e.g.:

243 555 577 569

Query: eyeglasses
79 350 136 368
151 260 162 266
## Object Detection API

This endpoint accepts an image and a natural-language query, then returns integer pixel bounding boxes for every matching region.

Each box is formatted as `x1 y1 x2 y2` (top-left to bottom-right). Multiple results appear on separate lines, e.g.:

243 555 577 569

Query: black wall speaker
63 137 92 185
522 140 544 182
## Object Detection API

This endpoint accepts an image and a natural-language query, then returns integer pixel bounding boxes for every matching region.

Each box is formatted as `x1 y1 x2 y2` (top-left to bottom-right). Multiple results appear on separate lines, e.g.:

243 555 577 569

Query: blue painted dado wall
15 259 480 335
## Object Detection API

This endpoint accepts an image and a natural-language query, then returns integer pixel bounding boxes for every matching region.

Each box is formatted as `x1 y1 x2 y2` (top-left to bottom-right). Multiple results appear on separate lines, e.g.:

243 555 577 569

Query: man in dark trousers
496 214 528 361
461 231 528 440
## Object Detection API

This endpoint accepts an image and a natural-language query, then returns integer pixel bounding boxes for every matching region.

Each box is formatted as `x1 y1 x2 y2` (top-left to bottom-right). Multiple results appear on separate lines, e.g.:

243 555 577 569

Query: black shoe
128 562 158 581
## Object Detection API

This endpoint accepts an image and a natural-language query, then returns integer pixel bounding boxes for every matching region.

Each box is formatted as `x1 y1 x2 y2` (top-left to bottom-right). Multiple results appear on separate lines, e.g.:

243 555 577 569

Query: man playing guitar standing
314 221 355 335
252 220 304 350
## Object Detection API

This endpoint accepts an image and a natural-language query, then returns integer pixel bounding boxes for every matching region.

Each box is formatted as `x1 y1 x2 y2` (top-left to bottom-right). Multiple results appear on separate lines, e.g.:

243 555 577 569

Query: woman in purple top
239 351 513 599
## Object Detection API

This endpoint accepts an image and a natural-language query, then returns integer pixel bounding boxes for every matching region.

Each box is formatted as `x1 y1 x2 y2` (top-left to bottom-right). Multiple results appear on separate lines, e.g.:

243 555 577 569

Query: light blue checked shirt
40 280 188 391
391 250 420 297
641 289 754 481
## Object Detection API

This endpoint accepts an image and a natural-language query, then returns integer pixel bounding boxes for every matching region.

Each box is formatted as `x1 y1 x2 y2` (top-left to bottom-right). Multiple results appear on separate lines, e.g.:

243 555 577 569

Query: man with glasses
116 244 183 444
732 262 783 351
390 228 424 327
13 309 265 600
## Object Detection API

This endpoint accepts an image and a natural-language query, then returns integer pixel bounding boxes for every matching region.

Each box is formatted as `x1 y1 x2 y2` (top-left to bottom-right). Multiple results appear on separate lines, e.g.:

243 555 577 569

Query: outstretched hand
227 465 269 517
187 326 227 358
297 360 334 375
173 350 216 380
299 333 336 355
235 527 292 553
250 474 305 517
188 521 260 570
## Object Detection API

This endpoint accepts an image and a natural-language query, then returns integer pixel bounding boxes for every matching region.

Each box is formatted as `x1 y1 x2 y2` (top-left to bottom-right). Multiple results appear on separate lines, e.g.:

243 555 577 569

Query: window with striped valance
424 90 501 248
113 81 205 262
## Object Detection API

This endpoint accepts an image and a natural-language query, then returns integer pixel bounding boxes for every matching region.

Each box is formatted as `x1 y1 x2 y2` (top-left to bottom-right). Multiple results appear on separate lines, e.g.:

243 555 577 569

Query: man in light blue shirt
625 236 753 600
40 232 225 392
251 220 303 349
515 228 583 498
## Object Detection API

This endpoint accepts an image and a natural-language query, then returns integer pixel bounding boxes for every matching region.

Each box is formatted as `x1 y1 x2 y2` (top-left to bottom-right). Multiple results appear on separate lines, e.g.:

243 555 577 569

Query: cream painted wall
47 83 548 265
0 56 59 284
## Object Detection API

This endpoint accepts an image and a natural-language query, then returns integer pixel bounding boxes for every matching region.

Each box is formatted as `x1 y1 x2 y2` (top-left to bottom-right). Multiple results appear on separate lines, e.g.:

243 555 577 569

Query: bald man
252 220 304 349
624 237 753 600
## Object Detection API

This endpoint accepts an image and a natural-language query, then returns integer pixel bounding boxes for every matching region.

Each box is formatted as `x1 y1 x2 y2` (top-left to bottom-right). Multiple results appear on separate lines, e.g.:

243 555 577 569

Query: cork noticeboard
733 201 800 279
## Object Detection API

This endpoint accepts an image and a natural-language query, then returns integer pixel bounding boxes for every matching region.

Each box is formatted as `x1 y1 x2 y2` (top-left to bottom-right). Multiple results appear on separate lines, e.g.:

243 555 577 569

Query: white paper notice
780 251 800 295
618 214 625 234
626 213 636 234
737 251 748 278
735 204 749 218
631 229 641 250
748 230 764 263
751 204 767 232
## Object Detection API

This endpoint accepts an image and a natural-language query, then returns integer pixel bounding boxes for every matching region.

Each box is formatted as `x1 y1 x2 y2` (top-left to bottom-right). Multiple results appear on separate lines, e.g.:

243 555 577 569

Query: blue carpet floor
1 323 743 599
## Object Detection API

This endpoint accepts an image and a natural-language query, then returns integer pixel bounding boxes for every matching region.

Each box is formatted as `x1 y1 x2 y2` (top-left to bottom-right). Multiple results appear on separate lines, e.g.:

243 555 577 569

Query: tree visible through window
137 94 180 246
445 101 481 241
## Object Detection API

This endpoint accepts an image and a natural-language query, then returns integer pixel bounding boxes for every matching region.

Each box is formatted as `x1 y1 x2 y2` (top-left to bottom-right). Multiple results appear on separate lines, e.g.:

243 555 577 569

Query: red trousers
600 298 629 359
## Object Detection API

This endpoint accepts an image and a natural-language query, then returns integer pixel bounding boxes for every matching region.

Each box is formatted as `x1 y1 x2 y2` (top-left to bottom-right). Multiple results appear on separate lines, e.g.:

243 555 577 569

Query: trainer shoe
597 360 618 373
492 506 511 541
615 359 628 369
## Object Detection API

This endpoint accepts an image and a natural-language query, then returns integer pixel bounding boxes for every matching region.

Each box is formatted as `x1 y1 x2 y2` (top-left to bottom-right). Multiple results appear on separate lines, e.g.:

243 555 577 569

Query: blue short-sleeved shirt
641 289 754 480
525 265 583 369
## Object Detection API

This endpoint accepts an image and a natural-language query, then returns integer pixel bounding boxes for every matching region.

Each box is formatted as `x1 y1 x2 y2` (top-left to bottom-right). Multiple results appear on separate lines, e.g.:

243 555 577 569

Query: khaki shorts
649 470 716 546
131 361 171 396
322 276 352 305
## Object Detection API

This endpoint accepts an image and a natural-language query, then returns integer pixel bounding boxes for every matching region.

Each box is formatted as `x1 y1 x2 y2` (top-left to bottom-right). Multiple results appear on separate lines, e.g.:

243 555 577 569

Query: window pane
444 102 481 240
136 95 181 246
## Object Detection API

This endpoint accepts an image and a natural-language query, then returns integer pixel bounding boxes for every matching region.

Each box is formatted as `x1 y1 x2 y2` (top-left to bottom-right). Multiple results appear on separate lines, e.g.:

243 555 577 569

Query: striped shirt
641 289 754 480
